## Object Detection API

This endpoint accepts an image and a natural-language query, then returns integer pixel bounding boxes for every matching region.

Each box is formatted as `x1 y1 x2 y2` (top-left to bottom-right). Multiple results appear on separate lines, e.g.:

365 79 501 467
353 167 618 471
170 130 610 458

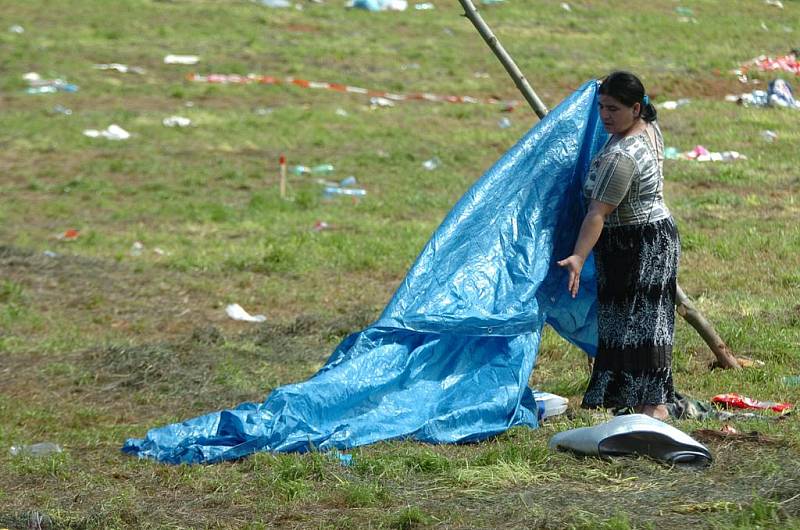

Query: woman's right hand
557 254 585 299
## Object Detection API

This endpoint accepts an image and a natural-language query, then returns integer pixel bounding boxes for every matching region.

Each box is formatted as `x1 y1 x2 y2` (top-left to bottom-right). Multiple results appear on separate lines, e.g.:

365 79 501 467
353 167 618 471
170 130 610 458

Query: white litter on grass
225 303 267 323
9 25 25 34
164 54 200 65
93 63 146 74
83 124 130 140
131 241 144 256
369 96 395 108
23 72 41 82
162 115 192 127
335 107 349 116
657 98 690 110
560 2 571 11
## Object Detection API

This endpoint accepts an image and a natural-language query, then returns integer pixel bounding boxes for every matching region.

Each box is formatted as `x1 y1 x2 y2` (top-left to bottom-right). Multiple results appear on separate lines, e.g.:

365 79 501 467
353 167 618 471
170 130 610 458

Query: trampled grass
1 0 799 527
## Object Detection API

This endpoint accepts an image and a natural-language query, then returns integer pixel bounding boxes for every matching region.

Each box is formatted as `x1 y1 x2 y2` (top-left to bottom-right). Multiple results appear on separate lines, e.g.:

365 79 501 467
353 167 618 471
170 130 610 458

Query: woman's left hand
557 254 585 298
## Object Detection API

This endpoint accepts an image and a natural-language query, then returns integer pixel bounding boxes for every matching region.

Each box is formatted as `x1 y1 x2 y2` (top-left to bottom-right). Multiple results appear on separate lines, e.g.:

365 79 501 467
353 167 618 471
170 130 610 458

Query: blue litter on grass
122 80 607 464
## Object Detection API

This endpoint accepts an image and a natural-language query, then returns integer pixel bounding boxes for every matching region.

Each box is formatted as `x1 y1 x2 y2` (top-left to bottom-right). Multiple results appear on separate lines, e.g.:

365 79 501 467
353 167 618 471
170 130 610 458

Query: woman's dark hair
599 71 657 122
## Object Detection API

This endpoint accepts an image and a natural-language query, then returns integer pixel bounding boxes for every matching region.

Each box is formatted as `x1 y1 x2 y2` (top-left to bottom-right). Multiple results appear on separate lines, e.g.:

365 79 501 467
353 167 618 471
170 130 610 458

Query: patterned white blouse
583 121 671 227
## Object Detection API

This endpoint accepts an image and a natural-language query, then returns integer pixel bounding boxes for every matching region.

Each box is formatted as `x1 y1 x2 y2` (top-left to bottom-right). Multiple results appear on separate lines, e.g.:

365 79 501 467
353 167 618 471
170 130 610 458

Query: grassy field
1 0 799 527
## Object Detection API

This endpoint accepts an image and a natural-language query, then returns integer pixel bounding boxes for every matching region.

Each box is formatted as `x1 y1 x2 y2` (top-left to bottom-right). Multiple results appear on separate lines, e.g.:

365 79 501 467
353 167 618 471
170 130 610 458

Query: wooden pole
279 154 287 199
457 0 741 369
457 0 548 119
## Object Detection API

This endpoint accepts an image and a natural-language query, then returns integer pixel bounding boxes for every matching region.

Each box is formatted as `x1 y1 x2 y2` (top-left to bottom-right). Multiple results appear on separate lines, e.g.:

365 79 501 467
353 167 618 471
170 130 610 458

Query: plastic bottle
9 442 63 457
339 176 357 186
782 375 800 387
324 186 367 197
311 164 335 175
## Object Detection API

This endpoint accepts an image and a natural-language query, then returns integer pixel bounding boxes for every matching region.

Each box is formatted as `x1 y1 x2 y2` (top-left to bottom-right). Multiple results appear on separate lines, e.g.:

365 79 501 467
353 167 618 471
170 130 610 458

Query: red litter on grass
712 393 793 413
58 229 80 241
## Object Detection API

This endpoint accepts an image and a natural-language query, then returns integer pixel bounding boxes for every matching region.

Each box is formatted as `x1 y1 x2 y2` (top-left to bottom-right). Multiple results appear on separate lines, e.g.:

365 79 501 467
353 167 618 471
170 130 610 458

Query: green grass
1 0 800 527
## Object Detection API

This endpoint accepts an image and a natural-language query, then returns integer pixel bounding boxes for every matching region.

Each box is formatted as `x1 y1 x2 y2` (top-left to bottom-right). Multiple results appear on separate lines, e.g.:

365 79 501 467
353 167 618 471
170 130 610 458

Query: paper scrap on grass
83 124 130 140
226 304 267 323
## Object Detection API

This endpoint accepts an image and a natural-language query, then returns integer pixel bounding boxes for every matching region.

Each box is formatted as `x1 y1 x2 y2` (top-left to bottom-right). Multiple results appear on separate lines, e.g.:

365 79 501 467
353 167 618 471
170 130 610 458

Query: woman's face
598 94 641 135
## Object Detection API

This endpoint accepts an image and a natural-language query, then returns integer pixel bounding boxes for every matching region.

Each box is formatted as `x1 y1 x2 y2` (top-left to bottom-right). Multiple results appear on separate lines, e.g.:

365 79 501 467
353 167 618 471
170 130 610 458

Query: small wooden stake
279 154 287 199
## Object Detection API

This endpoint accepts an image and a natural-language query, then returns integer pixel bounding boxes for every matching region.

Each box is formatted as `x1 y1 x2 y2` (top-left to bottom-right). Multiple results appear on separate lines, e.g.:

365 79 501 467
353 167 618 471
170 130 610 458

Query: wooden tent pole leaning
457 0 741 370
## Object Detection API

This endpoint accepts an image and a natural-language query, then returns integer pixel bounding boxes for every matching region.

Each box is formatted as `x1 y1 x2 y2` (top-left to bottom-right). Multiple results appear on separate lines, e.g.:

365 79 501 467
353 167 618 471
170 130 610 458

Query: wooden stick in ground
457 0 741 369
675 286 740 369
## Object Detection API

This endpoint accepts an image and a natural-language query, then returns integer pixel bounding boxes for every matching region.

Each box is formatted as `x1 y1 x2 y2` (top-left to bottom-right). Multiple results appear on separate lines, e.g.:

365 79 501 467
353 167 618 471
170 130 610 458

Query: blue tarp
123 80 608 464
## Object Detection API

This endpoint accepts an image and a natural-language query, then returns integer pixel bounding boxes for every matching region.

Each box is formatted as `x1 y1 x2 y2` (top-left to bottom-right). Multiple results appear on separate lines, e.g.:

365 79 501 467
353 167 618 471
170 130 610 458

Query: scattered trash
727 78 799 109
51 104 73 116
43 250 58 258
225 303 266 323
348 0 407 11
734 356 766 368
291 164 335 176
533 391 568 420
782 375 800 387
369 96 395 108
678 145 745 162
339 175 357 186
674 6 697 22
480 0 505 5
664 146 680 160
258 0 292 7
692 427 779 444
560 2 571 11
768 78 798 107
327 449 353 466
473 71 490 79
83 124 130 140
162 115 192 127
9 442 63 457
549 414 712 466
153 247 167 256
422 157 441 170
711 393 792 413
765 0 784 8
738 53 800 78
335 107 348 116
57 229 80 241
8 24 24 34
93 63 145 74
498 117 511 129
657 98 690 110
23 72 78 94
164 54 200 65
761 129 778 143
131 241 144 257
190 73 517 107
323 186 367 198
253 107 273 116
414 2 435 9
400 63 421 71
313 220 330 231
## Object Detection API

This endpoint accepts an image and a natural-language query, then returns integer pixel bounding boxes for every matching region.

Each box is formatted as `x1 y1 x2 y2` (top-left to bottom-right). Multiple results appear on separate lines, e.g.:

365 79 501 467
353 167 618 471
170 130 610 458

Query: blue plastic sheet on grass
122 80 608 464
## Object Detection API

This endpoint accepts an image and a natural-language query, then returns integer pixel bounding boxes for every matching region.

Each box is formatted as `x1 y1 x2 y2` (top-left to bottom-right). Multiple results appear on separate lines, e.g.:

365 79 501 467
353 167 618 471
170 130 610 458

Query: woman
558 71 680 420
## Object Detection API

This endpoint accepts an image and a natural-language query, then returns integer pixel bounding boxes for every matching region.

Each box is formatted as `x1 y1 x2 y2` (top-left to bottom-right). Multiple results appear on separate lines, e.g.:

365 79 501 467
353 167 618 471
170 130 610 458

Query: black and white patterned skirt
582 216 680 410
